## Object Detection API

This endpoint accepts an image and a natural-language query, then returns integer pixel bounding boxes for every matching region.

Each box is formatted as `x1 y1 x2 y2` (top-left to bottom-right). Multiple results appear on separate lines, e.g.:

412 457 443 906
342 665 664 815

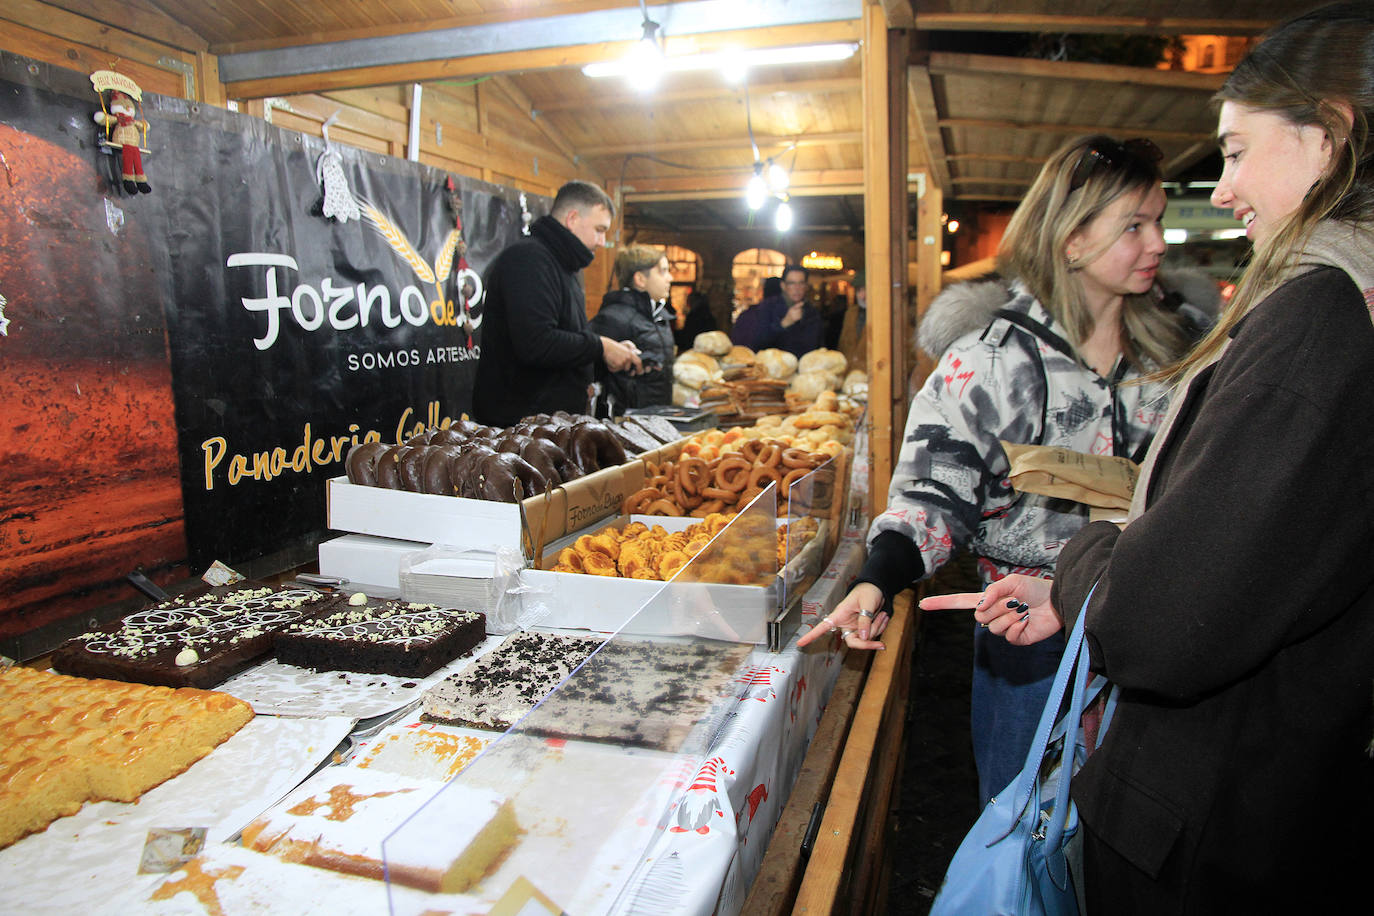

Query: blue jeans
970 623 1067 807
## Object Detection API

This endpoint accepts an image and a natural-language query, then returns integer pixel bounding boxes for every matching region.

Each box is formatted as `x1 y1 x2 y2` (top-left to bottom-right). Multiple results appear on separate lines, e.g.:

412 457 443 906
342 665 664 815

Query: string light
774 199 793 232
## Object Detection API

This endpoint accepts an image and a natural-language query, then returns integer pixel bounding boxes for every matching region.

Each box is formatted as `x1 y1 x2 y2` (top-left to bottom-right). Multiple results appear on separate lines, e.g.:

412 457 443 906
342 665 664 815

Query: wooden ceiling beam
954 194 1023 203
938 118 1211 144
950 176 1031 186
948 152 1046 165
207 0 638 55
579 130 861 158
621 168 923 201
48 0 210 52
928 52 1226 91
223 21 862 99
907 64 951 194
881 0 915 30
913 13 1275 37
489 75 579 163
626 185 865 201
1165 140 1219 178
532 76 861 113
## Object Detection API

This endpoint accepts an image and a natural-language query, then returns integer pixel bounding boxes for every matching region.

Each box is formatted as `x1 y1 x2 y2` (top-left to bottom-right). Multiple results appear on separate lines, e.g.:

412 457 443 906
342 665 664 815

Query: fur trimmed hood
917 267 1223 358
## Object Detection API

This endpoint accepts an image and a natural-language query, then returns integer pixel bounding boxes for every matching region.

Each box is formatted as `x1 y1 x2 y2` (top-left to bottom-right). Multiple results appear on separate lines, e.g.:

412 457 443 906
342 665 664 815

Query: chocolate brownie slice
274 595 486 679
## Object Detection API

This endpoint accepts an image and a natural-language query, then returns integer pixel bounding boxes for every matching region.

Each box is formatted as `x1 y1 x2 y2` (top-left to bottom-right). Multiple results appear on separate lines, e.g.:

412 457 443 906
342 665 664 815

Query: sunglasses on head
1068 138 1164 192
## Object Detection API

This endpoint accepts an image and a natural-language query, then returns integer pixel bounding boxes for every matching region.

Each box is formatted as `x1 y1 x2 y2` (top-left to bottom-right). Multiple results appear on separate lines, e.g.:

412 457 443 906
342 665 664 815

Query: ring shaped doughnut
690 499 727 517
700 486 737 502
756 443 783 469
740 439 766 463
646 498 683 517
374 445 412 489
748 464 782 491
677 456 710 496
781 447 817 470
670 479 704 510
345 440 389 486
713 456 751 492
624 487 661 515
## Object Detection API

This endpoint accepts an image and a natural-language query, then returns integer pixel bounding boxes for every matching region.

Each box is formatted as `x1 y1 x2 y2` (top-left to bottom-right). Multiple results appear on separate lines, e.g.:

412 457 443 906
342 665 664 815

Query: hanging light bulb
775 200 793 232
746 166 768 210
766 160 789 192
626 18 665 91
721 50 749 85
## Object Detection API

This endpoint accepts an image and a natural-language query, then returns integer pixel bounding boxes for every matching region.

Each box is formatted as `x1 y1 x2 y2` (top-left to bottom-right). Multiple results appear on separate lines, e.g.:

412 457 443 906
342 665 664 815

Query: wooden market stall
0 1 1311 913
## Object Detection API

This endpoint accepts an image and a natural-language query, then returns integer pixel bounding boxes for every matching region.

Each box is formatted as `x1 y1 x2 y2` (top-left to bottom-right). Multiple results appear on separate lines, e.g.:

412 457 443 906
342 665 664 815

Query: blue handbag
930 584 1116 916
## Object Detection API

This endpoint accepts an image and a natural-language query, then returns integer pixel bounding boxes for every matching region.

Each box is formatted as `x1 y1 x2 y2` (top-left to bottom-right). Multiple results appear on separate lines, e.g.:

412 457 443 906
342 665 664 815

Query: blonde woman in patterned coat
800 134 1210 805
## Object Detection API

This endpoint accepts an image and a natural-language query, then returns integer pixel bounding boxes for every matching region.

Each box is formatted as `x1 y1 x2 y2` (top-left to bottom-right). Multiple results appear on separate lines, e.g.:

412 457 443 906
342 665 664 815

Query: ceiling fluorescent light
583 43 858 79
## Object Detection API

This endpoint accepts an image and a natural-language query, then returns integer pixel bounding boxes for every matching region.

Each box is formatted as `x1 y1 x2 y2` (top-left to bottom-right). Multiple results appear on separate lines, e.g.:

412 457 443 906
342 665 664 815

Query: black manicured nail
1006 599 1019 608
1019 612 1030 623
1017 602 1030 612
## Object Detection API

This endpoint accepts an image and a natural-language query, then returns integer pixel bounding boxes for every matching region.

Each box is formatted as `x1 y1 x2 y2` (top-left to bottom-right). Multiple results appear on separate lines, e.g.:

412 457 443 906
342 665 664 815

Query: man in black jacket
472 181 641 426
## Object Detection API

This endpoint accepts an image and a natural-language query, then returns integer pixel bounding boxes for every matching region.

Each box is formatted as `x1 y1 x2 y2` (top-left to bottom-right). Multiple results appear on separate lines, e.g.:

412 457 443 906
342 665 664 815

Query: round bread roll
756 348 799 380
673 360 712 389
798 347 848 376
672 381 699 406
693 330 732 356
722 344 755 367
788 369 842 401
676 349 720 374
842 369 869 396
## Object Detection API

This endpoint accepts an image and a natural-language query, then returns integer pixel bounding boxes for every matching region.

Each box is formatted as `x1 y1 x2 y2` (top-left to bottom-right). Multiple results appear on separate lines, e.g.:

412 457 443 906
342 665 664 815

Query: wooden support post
912 180 944 388
862 2 894 521
196 52 225 108
792 592 919 914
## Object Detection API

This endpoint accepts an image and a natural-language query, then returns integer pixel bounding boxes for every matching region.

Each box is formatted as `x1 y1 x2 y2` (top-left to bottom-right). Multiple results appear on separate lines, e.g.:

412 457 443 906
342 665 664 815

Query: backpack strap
987 308 1142 459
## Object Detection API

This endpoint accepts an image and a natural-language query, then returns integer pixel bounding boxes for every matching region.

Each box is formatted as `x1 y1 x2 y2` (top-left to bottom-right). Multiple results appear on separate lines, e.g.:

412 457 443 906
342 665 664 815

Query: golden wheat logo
360 202 481 336
362 203 436 283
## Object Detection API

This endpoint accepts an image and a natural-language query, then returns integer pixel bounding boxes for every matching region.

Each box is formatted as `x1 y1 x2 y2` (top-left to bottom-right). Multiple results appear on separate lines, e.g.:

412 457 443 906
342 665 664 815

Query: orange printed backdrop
0 123 188 644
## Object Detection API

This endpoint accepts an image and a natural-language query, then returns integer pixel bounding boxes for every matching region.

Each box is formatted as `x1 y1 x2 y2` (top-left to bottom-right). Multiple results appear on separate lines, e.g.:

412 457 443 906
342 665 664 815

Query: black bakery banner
0 55 546 594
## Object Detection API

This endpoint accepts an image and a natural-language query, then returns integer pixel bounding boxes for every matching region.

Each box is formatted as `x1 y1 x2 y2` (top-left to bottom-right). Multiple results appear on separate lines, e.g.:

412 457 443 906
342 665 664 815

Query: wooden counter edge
742 591 920 915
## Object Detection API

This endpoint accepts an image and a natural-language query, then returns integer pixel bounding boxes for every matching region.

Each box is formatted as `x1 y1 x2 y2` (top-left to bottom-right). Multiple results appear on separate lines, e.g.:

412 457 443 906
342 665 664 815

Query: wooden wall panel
2 1 204 100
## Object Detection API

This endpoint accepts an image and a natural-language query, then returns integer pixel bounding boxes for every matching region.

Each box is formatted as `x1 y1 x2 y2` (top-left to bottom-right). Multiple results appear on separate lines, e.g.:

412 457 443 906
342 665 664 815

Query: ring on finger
858 608 875 619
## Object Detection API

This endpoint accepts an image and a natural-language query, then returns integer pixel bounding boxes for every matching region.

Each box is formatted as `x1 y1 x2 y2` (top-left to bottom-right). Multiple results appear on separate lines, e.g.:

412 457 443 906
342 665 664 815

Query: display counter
0 454 871 915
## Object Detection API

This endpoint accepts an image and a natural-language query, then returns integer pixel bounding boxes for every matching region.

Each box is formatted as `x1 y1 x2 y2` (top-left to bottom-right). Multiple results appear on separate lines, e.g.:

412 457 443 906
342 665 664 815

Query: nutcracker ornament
90 69 151 194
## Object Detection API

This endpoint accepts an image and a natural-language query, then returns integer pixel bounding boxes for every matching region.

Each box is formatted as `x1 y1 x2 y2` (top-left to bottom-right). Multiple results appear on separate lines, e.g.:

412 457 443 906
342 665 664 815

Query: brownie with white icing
274 595 486 678
51 583 335 689
421 630 603 731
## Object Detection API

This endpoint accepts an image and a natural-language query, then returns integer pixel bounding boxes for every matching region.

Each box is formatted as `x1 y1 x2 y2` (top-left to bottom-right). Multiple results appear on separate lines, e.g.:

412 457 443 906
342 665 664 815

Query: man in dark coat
472 180 641 427
728 264 823 357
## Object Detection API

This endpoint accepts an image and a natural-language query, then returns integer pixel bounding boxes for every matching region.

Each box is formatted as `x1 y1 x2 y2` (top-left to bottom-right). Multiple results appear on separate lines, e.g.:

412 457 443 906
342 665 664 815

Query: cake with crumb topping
421 630 603 731
274 595 486 678
50 583 335 688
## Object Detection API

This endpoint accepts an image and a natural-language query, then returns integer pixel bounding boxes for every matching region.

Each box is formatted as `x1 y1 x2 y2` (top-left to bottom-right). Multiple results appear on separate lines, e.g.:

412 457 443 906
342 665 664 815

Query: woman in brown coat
923 4 1374 911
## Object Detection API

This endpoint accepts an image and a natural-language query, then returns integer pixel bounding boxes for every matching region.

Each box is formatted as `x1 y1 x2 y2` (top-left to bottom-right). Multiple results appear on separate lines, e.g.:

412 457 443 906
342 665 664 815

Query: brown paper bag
1000 442 1139 512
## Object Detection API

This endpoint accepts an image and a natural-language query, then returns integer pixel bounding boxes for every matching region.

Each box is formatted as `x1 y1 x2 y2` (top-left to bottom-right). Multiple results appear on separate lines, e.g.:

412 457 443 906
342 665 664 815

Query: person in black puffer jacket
589 244 676 410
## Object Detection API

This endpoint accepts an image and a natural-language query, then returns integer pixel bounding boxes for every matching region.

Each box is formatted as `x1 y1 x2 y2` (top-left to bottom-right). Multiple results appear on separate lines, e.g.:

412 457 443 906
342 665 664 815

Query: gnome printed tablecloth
611 573 856 916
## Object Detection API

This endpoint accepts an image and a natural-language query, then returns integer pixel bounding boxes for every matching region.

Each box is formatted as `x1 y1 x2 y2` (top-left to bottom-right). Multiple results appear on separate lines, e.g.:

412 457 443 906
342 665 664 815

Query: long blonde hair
998 135 1191 372
1165 1 1374 384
